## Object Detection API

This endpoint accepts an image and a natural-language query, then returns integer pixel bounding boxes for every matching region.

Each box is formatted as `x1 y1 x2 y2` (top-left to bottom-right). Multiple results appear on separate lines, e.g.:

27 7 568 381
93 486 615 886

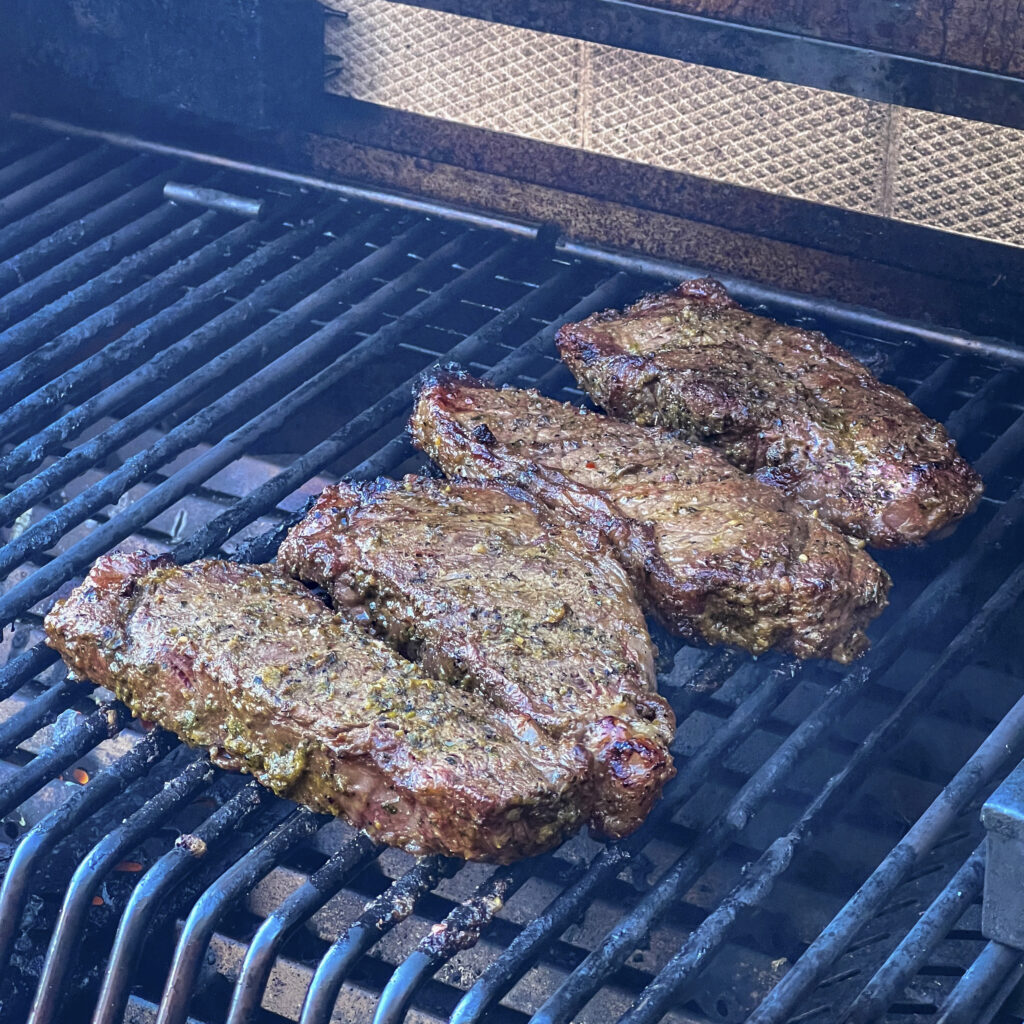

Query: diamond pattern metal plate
322 0 1024 248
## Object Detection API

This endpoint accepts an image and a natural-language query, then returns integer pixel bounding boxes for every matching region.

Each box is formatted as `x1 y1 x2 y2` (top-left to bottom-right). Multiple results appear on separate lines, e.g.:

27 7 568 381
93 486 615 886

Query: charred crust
671 276 740 308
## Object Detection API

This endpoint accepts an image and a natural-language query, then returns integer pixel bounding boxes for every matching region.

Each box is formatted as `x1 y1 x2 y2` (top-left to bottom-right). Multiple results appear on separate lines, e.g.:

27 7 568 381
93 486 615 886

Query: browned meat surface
279 476 675 839
411 372 890 663
557 278 983 548
44 551 588 862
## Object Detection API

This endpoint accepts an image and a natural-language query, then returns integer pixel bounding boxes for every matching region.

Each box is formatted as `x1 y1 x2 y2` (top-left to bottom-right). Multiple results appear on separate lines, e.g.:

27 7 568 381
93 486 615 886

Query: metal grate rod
0 203 277 447
0 139 88 212
0 200 202 364
0 703 130 821
934 940 1024 1023
0 678 84 760
0 140 91 218
449 662 800 1024
527 469 1024 1023
299 856 451 1024
0 643 58 703
0 206 377 527
26 755 217 1024
92 780 271 1024
374 861 535 1024
225 833 381 1024
0 222 476 623
741 560 1024 1024
0 153 164 273
174 260 587 562
844 844 986 1023
155 808 324 1024
0 147 119 231
0 721 173 973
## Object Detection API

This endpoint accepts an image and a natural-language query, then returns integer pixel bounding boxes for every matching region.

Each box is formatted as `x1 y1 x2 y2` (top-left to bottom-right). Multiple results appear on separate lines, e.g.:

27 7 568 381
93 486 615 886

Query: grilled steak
44 551 588 862
556 279 983 548
279 476 675 838
411 372 890 663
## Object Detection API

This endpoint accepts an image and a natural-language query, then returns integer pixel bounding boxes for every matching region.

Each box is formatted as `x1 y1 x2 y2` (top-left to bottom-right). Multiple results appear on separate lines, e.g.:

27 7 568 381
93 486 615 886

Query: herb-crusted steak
44 551 587 862
279 476 675 839
411 373 890 663
557 278 983 547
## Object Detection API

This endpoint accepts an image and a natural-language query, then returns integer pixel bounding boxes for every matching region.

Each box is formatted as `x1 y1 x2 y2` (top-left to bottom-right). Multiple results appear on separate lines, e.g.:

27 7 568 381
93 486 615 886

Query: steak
411 372 890 663
279 476 675 839
557 278 983 548
44 551 588 862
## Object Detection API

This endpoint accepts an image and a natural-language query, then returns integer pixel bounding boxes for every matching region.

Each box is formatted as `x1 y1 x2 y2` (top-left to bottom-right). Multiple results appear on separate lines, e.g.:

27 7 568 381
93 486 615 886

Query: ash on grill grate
1 121 1023 1024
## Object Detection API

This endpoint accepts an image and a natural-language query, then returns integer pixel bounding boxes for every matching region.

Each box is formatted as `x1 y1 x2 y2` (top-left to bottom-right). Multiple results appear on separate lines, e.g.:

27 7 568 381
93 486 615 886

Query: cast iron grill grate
0 120 1023 1024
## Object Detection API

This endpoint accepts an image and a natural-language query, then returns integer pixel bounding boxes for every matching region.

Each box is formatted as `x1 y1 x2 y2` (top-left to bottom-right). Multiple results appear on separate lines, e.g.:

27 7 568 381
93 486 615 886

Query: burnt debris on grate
1 121 1023 1024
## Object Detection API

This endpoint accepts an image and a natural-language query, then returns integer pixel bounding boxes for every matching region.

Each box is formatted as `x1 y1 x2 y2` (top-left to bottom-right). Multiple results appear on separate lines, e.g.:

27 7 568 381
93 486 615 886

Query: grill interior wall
0 123 1022 1024
322 0 1024 248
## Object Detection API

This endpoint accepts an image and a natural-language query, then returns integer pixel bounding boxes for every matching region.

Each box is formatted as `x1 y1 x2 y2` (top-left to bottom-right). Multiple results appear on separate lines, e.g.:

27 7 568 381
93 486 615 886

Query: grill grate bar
156 808 325 1024
0 202 279 454
375 861 538 1024
0 644 58 703
449 662 801 1024
0 146 119 232
0 200 201 363
299 856 452 1024
737 557 1024 1024
527 468 1024 1024
92 780 271 1024
0 204 371 528
225 833 382 1024
171 243 573 564
1 130 1022 1024
0 703 130 821
27 755 218 1024
0 139 83 203
934 940 1024 1023
622 554 1024 1023
0 217 459 622
0 153 163 273
844 844 985 1023
0 722 173 973
0 678 84 760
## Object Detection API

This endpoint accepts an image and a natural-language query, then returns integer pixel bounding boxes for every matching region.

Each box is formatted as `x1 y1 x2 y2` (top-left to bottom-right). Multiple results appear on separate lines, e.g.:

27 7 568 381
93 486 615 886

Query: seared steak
411 372 890 663
279 476 675 838
44 551 588 862
557 278 983 547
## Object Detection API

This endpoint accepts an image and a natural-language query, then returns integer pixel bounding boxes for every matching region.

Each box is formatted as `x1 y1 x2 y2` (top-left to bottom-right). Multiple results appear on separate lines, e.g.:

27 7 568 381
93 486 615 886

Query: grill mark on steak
556 277 983 548
278 476 675 839
410 371 890 663
44 551 588 862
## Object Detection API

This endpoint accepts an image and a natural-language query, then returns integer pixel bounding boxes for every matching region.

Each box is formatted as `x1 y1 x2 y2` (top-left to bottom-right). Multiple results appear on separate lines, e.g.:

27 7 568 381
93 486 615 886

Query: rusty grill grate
1 120 1023 1024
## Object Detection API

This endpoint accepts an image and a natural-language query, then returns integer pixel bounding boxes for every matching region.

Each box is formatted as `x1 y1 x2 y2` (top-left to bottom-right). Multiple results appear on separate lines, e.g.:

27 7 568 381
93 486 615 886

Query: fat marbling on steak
557 278 983 547
44 551 589 862
411 372 890 663
279 476 675 839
